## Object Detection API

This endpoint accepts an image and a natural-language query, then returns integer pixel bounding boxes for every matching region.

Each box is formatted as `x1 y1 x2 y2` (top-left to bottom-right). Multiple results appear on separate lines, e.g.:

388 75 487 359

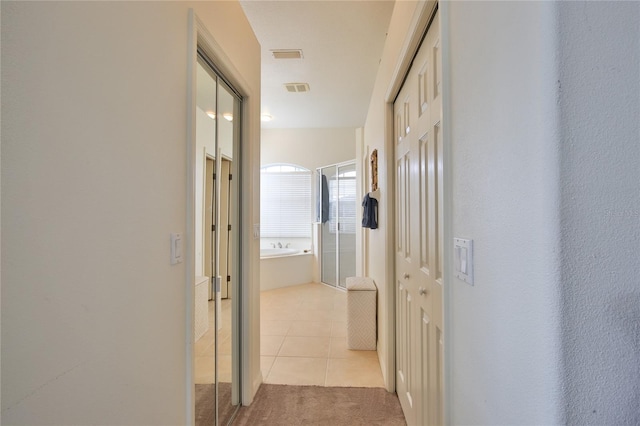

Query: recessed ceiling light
261 114 273 122
223 113 233 122
206 111 216 119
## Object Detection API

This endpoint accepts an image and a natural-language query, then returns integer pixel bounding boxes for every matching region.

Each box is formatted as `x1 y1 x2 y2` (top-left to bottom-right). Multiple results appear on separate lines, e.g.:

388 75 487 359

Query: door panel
395 9 442 426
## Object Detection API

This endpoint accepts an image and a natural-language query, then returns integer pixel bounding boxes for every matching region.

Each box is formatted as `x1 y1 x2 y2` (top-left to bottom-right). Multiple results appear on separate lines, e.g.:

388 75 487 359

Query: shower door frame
318 160 357 289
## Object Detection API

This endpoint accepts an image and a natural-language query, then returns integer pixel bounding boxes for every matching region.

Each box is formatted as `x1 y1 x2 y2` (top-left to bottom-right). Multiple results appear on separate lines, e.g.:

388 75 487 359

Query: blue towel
361 194 378 229
319 175 330 223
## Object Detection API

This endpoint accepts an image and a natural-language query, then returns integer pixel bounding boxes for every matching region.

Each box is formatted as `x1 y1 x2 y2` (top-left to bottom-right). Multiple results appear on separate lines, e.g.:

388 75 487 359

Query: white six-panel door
395 9 443 426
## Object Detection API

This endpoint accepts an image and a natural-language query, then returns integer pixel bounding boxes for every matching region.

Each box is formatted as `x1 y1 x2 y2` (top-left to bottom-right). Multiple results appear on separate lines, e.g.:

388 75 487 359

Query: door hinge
227 275 231 282
212 224 215 232
229 174 232 181
228 224 232 231
213 173 216 180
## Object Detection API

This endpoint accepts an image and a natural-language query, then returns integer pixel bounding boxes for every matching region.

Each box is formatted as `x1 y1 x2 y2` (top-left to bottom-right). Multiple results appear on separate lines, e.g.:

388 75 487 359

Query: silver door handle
403 273 410 279
419 287 427 295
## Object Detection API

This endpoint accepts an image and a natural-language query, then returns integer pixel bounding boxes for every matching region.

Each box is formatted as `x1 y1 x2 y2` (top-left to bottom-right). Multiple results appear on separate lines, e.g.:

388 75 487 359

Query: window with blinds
260 164 312 238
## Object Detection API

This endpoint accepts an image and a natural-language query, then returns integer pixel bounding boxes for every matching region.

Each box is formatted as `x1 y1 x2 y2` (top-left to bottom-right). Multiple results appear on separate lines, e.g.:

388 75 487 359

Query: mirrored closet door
194 49 242 426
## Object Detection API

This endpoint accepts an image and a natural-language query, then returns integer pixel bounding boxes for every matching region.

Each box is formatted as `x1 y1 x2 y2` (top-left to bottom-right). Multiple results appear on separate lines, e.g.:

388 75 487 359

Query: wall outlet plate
454 238 473 285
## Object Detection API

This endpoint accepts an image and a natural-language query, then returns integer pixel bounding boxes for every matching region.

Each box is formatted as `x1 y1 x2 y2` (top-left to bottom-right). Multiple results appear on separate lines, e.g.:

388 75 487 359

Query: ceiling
239 1 395 129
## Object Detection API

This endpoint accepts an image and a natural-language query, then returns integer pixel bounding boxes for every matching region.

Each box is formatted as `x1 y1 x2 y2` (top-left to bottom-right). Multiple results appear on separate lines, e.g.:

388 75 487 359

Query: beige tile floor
261 282 384 387
194 282 384 388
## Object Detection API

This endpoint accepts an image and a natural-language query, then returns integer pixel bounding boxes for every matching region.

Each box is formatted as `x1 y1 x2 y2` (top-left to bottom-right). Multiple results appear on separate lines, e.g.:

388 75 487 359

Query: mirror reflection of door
205 157 215 300
219 159 231 300
194 50 242 426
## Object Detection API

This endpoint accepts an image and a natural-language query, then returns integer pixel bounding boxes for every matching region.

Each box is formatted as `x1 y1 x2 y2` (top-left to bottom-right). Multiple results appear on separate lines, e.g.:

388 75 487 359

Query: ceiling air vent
271 49 304 59
284 83 310 93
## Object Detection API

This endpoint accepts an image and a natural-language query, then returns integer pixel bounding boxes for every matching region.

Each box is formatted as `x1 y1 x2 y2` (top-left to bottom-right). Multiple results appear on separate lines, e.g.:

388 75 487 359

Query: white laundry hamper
346 277 377 350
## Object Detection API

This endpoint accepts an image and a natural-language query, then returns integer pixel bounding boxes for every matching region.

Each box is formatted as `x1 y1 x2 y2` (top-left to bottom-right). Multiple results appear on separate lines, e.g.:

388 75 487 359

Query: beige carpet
232 384 407 425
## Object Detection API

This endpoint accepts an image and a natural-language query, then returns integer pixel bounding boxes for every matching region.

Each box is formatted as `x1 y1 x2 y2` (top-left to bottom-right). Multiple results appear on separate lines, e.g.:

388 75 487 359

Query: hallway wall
445 2 562 423
1 2 261 424
558 2 640 423
363 0 639 424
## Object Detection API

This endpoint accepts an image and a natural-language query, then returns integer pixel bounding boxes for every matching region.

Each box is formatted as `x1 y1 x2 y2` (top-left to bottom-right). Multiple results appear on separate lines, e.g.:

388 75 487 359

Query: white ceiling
239 1 395 129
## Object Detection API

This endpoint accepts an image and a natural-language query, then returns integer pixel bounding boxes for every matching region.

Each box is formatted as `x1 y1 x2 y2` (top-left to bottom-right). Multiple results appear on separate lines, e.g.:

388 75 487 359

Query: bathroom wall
261 127 355 171
1 1 261 424
261 127 356 267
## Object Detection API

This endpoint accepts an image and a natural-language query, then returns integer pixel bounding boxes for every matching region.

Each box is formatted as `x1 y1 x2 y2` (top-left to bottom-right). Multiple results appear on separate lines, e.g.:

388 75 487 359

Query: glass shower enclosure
317 161 357 289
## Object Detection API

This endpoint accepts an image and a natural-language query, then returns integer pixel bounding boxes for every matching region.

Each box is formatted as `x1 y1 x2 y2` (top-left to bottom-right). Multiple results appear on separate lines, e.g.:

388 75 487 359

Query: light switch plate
454 238 473 285
170 233 183 265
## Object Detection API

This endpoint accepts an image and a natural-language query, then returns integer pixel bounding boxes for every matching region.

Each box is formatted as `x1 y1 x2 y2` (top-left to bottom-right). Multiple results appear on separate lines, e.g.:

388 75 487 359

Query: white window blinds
260 165 312 238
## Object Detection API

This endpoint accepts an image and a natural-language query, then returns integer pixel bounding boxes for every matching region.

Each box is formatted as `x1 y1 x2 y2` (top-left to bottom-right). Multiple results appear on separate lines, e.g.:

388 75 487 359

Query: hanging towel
320 175 330 223
361 193 378 229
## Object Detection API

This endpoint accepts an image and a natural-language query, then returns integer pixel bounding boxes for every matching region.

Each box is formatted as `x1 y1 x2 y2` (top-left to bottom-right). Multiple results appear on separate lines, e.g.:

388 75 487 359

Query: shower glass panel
320 167 338 287
319 161 356 289
337 163 356 288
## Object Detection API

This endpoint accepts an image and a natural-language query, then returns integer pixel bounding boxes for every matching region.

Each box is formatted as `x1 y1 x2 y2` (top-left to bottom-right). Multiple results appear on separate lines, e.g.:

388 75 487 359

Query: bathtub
260 248 314 291
260 247 299 258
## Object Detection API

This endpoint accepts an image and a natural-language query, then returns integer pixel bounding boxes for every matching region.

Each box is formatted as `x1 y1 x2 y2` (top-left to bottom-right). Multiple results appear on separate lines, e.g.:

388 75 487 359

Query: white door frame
383 1 453 423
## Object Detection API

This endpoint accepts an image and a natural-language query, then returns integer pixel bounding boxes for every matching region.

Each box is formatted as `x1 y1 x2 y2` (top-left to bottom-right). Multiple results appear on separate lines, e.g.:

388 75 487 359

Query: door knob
403 273 410 279
419 287 427 295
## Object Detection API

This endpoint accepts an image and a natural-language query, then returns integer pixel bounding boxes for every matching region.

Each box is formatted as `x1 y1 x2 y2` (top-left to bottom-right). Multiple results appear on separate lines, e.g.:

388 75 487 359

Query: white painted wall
364 0 639 424
557 2 640 424
1 1 261 424
261 127 355 170
445 2 562 423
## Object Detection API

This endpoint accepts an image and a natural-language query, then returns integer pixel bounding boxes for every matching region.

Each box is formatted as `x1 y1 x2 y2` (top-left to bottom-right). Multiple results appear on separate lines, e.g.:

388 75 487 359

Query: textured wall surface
558 2 640 424
446 2 563 423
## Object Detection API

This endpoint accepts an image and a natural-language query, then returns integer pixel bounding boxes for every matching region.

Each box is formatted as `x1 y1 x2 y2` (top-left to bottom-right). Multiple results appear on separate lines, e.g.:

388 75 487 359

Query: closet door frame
187 9 258 424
